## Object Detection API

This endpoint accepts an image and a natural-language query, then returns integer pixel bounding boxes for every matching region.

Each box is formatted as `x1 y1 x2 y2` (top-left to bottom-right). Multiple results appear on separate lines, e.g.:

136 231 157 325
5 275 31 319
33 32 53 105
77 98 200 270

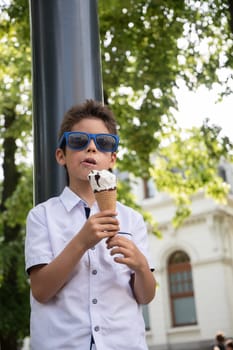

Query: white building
135 161 233 350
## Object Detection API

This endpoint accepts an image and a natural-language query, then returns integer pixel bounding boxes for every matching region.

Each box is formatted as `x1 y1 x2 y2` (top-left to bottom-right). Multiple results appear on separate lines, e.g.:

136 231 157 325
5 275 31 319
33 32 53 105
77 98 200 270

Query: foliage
0 0 32 348
117 177 161 237
99 0 233 224
150 118 233 226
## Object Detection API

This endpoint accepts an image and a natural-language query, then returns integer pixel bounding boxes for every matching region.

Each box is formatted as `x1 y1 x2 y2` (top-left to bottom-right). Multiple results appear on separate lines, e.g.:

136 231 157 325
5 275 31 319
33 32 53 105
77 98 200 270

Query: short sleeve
25 206 54 273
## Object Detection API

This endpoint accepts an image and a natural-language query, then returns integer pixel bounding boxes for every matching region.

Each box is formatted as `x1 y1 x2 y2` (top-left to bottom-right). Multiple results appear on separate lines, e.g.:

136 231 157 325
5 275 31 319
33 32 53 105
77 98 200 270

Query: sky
174 85 232 141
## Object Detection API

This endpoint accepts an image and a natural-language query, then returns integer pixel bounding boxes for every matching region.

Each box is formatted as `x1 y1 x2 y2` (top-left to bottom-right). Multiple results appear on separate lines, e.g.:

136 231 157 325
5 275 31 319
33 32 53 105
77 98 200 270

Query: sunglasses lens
68 133 89 149
96 135 117 151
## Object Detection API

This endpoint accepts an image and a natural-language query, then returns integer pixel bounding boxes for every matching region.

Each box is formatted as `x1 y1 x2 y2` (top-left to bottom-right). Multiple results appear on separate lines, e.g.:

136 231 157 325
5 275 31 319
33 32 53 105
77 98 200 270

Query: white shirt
25 187 154 350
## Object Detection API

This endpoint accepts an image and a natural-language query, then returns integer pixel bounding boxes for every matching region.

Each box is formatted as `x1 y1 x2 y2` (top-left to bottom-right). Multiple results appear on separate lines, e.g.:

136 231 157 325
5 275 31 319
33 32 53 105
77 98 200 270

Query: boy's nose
87 139 97 152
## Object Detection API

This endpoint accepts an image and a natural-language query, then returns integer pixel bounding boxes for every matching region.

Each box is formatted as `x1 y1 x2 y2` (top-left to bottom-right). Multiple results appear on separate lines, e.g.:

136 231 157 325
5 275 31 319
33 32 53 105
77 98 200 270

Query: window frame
168 251 197 327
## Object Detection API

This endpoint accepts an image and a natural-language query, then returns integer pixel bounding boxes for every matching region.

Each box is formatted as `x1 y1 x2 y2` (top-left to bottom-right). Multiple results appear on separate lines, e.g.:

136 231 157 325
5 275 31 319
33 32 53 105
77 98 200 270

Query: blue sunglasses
58 131 119 152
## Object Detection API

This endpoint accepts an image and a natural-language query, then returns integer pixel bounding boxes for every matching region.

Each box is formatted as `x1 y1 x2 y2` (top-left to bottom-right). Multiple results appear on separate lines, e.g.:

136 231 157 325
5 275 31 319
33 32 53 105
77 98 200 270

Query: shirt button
94 326 100 332
92 269 97 275
92 298 98 304
91 246 95 250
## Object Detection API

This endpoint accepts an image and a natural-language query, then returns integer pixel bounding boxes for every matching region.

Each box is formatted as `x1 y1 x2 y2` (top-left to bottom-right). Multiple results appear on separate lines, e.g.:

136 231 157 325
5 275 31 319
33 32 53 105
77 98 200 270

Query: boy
225 339 233 350
212 332 226 350
25 99 156 350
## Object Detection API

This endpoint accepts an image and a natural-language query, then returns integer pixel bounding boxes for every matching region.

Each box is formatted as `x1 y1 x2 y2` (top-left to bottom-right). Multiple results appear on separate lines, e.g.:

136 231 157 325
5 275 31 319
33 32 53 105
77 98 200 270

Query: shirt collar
60 186 86 212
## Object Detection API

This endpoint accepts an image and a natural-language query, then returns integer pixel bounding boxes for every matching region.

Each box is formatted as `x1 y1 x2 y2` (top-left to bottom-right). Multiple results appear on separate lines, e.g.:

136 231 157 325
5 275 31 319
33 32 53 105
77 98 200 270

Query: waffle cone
94 189 117 211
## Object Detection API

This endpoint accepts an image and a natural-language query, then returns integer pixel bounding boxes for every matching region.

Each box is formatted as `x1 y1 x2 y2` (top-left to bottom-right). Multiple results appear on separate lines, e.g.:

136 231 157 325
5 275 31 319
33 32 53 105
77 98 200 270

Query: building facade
135 162 233 349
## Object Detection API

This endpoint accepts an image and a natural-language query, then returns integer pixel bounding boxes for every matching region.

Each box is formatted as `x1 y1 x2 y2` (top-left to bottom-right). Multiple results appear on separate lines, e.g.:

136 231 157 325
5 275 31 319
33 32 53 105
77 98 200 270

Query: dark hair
226 339 233 349
58 99 118 142
216 332 225 343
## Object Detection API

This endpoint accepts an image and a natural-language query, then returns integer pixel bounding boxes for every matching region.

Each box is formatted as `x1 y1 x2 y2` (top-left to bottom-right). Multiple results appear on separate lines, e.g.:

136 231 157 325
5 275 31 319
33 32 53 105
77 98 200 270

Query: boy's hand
106 235 148 272
78 210 119 250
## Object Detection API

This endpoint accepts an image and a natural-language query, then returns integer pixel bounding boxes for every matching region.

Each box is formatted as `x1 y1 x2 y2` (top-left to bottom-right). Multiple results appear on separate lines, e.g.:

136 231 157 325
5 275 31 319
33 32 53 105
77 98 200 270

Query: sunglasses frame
58 131 119 152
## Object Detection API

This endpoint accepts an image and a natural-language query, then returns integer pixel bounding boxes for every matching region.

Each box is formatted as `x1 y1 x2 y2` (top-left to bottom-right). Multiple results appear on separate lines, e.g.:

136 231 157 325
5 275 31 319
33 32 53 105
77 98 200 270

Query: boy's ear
110 152 117 168
56 148 66 166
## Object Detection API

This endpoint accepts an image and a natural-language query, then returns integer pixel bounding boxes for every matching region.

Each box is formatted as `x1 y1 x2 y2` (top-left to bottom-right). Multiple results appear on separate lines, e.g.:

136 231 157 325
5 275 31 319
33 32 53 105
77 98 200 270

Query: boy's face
56 118 117 187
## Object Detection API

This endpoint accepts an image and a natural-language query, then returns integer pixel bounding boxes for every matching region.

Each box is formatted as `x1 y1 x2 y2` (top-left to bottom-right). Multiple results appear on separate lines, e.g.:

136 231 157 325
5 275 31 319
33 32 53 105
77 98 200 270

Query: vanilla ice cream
88 170 117 211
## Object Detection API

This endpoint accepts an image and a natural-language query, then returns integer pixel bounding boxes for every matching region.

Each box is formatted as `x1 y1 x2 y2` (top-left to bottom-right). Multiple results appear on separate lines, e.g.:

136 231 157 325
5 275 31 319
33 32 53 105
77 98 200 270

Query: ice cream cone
88 170 117 212
94 189 117 211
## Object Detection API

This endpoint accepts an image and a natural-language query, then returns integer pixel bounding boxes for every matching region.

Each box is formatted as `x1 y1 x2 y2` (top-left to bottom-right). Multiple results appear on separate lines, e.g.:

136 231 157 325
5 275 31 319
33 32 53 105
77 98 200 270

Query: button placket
89 246 101 339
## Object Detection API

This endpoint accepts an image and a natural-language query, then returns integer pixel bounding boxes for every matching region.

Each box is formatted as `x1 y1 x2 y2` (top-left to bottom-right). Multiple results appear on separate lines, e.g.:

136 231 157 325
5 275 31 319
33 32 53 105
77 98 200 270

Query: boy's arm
29 234 86 303
130 262 156 305
29 210 119 303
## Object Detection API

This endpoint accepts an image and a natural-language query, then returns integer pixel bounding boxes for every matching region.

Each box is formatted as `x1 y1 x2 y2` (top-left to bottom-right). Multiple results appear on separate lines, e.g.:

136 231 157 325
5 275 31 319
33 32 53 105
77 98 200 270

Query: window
218 166 227 182
167 250 197 327
143 178 156 199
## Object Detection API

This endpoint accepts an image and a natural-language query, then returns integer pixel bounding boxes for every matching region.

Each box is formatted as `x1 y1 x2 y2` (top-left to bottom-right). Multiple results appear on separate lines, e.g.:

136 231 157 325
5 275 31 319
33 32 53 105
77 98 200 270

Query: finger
113 256 128 264
91 217 119 227
100 231 118 240
107 236 132 249
110 246 129 257
98 223 119 231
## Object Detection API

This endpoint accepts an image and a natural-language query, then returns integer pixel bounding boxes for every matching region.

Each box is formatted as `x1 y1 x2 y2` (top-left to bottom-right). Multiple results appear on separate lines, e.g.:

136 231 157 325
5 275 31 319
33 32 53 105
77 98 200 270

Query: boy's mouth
81 158 97 166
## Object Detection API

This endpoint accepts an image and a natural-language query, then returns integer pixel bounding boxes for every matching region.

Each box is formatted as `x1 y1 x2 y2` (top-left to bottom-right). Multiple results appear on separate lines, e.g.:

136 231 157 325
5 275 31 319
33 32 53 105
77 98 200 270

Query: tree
0 1 32 349
0 0 233 348
98 0 233 223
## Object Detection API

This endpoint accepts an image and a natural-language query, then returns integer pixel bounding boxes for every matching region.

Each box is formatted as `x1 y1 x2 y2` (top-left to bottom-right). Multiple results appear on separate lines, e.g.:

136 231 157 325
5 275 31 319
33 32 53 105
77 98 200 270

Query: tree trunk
0 108 21 350
0 336 19 350
228 0 233 33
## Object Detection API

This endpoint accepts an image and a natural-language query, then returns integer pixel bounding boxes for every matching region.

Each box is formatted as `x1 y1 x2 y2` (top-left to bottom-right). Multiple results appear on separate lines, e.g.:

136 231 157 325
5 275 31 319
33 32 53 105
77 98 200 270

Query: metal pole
29 0 103 204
